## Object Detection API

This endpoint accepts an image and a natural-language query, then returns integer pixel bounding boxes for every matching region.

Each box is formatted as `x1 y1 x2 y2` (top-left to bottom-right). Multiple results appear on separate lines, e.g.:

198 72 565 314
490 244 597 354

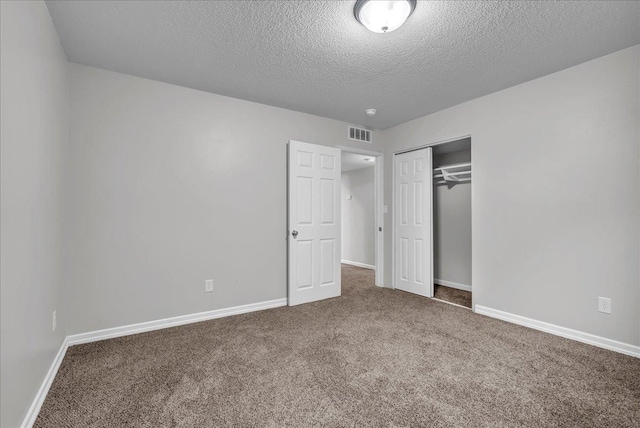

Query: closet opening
432 137 472 309
391 136 471 309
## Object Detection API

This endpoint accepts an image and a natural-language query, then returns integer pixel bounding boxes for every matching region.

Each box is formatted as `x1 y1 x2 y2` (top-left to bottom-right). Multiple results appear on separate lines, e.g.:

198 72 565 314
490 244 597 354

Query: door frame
336 145 384 287
391 135 472 299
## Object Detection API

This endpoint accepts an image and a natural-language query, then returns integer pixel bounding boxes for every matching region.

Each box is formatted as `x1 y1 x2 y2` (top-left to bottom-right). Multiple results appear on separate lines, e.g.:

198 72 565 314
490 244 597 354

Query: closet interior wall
433 148 472 290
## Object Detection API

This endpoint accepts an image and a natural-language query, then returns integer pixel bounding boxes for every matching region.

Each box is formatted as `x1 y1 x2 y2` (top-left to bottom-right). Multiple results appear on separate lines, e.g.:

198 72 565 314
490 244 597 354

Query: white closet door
288 140 341 306
394 148 433 297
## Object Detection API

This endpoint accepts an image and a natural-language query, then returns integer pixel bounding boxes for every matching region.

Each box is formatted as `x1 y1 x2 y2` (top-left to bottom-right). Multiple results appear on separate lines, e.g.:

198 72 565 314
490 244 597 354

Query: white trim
391 154 396 289
475 305 640 359
21 298 287 426
374 154 384 287
435 279 472 292
21 337 69 428
429 149 434 297
68 298 287 345
341 259 375 270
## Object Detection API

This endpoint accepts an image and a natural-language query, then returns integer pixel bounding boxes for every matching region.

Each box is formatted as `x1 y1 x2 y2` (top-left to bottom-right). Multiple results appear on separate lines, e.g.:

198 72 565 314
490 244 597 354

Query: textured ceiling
46 1 640 129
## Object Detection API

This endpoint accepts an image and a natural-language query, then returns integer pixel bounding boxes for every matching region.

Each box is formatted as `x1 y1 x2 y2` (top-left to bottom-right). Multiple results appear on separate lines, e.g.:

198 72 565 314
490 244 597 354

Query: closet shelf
433 162 471 185
433 171 470 179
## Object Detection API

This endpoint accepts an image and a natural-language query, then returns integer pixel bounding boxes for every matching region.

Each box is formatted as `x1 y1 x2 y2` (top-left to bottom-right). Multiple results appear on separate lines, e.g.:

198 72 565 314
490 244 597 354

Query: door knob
292 230 298 238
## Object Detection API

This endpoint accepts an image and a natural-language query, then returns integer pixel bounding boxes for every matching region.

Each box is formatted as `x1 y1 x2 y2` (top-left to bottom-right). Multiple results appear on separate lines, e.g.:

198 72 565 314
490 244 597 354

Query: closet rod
433 162 471 172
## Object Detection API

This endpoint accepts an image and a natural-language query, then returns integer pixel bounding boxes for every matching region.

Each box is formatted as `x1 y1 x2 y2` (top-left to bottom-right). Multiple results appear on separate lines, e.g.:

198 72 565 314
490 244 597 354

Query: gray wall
0 2 69 427
67 64 383 334
380 46 640 346
433 151 472 287
341 167 375 267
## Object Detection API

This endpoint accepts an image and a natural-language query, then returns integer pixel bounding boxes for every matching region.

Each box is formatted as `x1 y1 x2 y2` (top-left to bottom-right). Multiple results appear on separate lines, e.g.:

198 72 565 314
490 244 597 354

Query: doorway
341 153 376 288
287 141 385 307
339 146 384 287
392 136 472 309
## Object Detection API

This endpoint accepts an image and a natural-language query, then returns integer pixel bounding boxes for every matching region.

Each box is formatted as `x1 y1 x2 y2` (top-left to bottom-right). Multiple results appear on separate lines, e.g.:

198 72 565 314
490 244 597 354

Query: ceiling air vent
348 125 372 143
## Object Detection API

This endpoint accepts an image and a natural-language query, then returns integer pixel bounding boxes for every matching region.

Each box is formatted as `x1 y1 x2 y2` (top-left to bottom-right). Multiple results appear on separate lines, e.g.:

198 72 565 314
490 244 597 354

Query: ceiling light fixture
366 108 377 116
364 158 375 162
354 0 416 33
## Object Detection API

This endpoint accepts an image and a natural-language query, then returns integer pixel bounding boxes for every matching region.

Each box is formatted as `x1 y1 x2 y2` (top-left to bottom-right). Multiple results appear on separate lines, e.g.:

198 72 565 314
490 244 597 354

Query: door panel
288 140 341 306
394 148 433 297
296 240 313 289
320 239 335 285
319 179 335 224
297 177 313 224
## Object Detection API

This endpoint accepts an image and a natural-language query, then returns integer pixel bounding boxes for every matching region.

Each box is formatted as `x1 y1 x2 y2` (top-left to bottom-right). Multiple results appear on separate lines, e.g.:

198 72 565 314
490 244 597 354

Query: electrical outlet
205 279 214 293
52 311 57 332
598 297 611 314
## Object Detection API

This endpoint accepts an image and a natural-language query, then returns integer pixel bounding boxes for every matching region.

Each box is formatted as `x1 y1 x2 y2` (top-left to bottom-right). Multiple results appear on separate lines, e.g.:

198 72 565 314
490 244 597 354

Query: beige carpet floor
434 284 472 308
36 265 639 427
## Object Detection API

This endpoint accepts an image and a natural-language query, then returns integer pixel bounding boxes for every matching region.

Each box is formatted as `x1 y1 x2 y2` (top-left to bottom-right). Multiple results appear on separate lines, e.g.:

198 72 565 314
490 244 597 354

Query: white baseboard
68 298 287 345
22 298 288 427
341 260 375 270
475 305 640 359
21 337 69 428
435 279 472 292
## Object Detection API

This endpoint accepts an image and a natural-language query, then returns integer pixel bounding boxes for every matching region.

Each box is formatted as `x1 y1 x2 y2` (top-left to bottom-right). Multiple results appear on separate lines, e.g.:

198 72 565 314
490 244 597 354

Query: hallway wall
341 166 375 267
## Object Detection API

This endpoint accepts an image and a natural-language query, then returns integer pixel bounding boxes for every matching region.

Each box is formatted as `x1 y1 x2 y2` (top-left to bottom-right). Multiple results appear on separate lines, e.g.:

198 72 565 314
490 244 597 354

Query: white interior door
288 140 341 306
394 147 433 297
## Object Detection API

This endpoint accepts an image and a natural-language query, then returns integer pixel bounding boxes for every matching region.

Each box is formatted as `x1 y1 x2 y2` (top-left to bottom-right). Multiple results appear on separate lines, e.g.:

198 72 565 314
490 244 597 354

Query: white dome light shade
354 0 416 33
